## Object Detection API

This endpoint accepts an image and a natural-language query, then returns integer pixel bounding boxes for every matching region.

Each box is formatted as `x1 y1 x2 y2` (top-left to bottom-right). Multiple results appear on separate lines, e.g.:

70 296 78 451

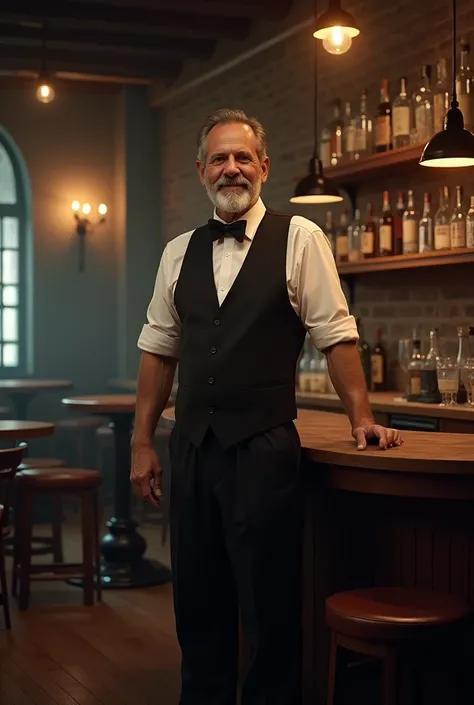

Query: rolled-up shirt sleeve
137 244 181 358
289 219 358 351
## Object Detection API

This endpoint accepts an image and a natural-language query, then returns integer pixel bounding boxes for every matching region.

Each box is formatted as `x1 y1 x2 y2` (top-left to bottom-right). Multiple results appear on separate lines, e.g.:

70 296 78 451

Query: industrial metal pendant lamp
291 0 343 204
419 0 474 167
313 0 360 55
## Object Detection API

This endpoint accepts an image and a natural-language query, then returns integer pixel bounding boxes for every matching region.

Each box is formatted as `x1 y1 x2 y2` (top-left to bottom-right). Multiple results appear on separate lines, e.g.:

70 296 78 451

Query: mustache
216 176 251 190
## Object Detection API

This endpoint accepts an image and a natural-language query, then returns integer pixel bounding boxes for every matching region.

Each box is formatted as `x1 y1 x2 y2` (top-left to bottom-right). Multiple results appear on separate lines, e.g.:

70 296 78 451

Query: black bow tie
208 218 246 243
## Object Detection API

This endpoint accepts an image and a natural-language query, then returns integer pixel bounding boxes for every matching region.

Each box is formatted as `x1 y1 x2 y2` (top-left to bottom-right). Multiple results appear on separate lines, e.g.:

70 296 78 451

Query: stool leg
18 491 34 611
81 491 94 606
327 632 339 705
0 538 11 629
51 495 63 563
383 647 398 705
11 493 19 597
93 490 102 603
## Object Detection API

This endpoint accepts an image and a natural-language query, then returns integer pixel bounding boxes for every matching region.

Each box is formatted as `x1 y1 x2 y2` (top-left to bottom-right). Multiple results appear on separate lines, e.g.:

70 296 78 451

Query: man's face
197 122 269 216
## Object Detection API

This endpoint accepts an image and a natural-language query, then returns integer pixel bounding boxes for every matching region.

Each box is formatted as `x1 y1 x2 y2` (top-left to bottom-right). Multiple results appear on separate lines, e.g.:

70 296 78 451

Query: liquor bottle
393 192 405 255
412 64 434 142
379 190 394 256
348 208 362 262
335 209 349 263
356 317 372 390
467 195 474 248
418 192 434 252
433 58 450 134
325 210 336 255
456 326 469 404
392 76 411 148
329 99 344 165
371 327 386 392
407 336 424 399
297 335 312 392
402 189 418 254
450 185 466 248
375 78 392 153
361 202 377 259
354 88 369 159
320 125 332 169
434 185 451 250
422 328 441 403
343 101 356 161
456 39 474 133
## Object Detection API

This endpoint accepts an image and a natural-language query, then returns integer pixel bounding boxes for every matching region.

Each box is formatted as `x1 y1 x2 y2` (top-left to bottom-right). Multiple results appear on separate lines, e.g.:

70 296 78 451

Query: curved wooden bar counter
161 408 474 705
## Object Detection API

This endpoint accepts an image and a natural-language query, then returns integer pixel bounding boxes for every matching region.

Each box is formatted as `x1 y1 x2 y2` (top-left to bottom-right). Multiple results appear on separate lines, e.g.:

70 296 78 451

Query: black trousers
169 421 303 705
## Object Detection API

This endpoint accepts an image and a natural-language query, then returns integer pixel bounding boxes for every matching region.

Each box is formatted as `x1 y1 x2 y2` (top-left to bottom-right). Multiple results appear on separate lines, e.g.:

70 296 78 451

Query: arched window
0 128 32 376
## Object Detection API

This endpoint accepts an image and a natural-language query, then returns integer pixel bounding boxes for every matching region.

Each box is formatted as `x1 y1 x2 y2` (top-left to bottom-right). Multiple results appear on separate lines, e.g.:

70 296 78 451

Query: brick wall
161 0 474 383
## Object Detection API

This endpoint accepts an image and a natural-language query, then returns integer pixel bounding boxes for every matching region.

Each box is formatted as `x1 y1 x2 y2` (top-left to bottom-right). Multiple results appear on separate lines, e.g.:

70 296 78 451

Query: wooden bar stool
326 587 472 705
12 467 101 610
0 446 25 629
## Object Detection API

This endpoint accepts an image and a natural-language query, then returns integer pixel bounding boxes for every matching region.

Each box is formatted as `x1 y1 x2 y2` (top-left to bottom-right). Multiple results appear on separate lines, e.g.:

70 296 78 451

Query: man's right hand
130 444 162 509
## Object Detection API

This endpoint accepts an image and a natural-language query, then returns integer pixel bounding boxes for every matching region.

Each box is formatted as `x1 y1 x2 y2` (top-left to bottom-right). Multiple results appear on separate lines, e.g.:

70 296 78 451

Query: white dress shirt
138 198 358 357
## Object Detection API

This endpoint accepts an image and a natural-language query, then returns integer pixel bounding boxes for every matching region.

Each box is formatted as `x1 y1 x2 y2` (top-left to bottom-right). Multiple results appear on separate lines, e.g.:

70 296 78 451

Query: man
130 108 402 705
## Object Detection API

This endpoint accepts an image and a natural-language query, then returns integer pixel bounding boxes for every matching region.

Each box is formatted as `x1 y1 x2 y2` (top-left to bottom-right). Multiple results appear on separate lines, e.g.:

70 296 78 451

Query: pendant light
291 0 342 205
36 24 56 105
419 0 474 167
313 0 360 56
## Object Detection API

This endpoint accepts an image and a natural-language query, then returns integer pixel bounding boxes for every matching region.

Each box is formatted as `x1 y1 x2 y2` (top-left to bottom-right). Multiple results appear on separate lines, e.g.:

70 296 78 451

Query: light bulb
321 26 353 55
98 203 108 216
36 82 55 104
71 201 81 213
82 203 91 216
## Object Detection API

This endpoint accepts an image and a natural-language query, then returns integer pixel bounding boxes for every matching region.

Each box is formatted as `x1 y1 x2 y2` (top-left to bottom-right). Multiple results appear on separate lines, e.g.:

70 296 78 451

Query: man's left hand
352 423 403 451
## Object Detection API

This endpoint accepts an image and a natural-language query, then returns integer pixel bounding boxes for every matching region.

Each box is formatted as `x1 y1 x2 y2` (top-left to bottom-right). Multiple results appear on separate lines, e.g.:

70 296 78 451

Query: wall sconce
72 201 108 272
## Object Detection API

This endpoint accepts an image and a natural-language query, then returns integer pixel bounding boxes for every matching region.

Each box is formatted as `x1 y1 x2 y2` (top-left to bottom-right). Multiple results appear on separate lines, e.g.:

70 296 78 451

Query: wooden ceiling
0 0 294 85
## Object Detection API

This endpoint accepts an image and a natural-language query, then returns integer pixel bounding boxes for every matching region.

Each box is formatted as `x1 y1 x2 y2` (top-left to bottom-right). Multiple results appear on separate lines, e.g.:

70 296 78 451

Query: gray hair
197 108 268 163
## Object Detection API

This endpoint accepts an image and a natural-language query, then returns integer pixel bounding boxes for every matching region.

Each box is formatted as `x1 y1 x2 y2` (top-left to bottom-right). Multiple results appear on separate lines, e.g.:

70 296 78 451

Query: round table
162 407 474 705
62 394 171 589
0 380 73 420
0 420 55 441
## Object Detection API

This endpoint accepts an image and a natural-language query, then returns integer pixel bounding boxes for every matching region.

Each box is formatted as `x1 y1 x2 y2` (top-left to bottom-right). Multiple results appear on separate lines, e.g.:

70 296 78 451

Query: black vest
174 210 306 449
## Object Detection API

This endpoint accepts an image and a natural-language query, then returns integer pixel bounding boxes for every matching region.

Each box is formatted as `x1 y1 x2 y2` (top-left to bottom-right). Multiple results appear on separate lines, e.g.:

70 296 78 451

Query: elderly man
131 108 402 705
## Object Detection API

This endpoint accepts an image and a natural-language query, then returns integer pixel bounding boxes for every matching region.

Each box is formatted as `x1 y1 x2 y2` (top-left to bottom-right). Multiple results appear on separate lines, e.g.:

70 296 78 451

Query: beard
205 174 261 215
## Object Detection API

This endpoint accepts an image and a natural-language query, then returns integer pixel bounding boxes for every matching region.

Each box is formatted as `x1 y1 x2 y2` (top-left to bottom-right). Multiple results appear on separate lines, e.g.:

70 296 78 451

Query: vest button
208 376 215 384
213 319 221 326
210 346 217 354
209 406 214 414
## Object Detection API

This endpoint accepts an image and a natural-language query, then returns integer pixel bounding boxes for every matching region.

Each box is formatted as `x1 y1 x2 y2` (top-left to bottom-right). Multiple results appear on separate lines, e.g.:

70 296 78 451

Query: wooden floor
0 519 182 705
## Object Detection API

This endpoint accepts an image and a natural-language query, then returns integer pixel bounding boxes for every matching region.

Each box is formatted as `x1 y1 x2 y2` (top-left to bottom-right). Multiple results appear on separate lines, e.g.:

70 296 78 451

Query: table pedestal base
68 558 171 590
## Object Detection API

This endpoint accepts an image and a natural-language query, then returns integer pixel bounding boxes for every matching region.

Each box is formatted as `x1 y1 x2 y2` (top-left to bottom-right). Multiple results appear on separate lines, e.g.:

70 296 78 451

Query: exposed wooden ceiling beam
0 45 181 81
0 21 216 60
0 0 251 40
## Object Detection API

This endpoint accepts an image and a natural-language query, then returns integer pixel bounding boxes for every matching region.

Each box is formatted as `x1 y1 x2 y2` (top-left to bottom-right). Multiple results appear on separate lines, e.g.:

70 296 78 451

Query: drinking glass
461 358 474 406
398 339 412 398
436 357 459 406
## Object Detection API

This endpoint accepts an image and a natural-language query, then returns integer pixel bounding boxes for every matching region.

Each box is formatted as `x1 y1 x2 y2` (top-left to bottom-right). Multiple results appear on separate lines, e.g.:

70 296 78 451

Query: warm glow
313 24 360 40
420 157 474 167
71 200 81 212
290 194 344 204
321 26 353 54
82 203 92 215
98 203 108 216
36 82 56 104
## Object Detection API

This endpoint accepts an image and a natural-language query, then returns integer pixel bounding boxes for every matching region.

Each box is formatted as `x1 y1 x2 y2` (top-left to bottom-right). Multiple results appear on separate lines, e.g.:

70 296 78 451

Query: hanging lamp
313 0 360 55
291 0 342 205
36 24 56 104
419 0 474 167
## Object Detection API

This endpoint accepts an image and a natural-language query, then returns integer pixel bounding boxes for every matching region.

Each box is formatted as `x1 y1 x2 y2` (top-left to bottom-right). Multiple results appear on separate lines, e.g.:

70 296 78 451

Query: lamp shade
313 5 360 40
420 105 474 167
290 157 343 204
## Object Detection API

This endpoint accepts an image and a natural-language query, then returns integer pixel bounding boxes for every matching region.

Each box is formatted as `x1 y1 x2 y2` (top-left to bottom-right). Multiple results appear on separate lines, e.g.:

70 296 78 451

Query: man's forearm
324 341 374 429
131 351 178 448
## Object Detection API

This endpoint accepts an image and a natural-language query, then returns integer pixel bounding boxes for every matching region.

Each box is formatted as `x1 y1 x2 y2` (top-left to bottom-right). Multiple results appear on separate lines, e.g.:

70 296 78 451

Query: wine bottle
371 328 387 392
375 78 392 153
379 190 394 256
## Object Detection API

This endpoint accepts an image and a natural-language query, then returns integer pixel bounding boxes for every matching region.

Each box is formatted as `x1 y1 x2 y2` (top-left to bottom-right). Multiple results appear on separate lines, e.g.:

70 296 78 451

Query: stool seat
326 588 471 641
18 457 67 470
15 468 101 489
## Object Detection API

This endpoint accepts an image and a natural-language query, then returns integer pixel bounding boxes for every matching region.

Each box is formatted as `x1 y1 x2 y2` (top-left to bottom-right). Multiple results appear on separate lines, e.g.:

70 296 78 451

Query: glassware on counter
297 336 328 394
398 338 412 398
436 357 459 406
461 359 474 406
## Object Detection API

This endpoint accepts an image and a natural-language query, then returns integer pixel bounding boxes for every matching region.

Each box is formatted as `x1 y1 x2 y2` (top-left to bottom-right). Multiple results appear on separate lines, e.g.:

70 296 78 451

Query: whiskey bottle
393 192 405 255
361 202 377 259
413 64 434 142
402 189 419 254
450 185 466 248
335 209 350 263
434 186 451 250
379 190 394 256
392 76 411 148
371 327 386 391
418 192 434 252
375 79 392 153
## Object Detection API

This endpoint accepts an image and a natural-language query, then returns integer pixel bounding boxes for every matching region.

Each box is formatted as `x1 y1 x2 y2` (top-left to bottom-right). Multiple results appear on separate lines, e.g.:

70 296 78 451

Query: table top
160 407 474 475
62 394 136 414
0 420 55 439
0 379 73 393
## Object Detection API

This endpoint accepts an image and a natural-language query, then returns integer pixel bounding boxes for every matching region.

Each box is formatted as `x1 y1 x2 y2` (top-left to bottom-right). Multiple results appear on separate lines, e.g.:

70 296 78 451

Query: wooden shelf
325 142 426 187
337 248 474 275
